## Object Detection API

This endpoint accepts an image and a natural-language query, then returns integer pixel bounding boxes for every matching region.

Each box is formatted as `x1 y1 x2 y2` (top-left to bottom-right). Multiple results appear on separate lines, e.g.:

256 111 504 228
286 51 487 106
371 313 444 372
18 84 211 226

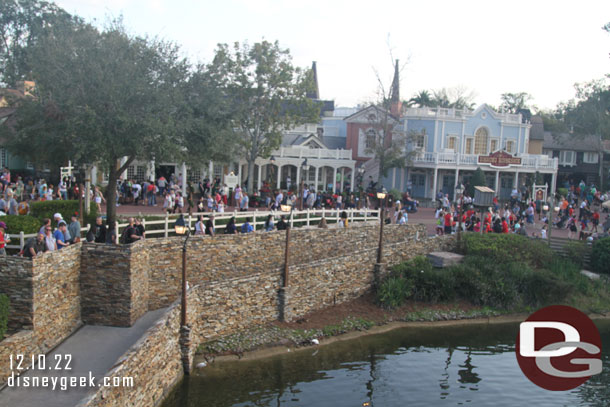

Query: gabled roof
543 132 601 152
343 105 399 124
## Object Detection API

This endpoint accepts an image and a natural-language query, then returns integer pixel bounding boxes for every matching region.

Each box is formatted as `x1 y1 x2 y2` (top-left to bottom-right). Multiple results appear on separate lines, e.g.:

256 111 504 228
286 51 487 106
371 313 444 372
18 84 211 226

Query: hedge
0 294 8 340
29 200 98 226
591 237 610 275
1 215 42 235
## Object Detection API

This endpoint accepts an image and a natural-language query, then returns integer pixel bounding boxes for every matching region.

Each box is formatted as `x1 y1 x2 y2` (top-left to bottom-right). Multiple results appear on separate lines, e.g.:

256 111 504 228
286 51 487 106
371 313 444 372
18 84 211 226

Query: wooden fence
5 208 380 250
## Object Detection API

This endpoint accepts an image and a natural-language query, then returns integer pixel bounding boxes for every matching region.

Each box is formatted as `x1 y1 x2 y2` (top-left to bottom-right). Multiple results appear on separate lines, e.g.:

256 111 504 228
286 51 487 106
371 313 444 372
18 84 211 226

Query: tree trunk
106 165 118 228
246 159 255 194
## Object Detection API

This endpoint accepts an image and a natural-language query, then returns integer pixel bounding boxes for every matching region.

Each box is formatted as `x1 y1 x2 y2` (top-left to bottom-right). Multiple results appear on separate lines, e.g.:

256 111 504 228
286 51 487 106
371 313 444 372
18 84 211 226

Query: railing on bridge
5 208 381 250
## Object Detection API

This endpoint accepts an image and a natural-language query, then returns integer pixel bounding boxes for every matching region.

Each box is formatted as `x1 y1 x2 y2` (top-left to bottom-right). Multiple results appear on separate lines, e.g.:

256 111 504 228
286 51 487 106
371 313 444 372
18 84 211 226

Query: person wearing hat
0 221 10 256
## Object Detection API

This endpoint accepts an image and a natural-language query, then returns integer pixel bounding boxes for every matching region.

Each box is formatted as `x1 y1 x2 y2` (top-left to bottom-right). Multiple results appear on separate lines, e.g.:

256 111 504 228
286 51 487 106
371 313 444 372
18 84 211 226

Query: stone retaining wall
0 257 33 332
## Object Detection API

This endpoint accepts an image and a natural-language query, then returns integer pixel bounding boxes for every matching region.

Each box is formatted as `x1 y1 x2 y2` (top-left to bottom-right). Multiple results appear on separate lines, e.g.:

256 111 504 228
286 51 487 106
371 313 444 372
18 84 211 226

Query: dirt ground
273 292 478 330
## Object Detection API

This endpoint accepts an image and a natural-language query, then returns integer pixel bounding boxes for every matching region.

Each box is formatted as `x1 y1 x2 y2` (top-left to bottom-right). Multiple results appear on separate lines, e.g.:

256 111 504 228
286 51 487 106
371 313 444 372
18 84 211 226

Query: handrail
5 208 380 250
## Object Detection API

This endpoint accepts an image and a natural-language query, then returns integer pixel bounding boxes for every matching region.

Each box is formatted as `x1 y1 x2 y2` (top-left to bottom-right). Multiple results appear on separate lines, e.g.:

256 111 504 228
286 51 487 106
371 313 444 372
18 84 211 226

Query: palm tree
407 90 433 107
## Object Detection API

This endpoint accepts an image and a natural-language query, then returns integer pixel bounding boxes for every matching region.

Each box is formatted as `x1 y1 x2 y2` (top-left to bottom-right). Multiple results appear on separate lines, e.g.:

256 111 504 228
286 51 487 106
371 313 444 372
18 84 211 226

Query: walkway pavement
0 307 168 407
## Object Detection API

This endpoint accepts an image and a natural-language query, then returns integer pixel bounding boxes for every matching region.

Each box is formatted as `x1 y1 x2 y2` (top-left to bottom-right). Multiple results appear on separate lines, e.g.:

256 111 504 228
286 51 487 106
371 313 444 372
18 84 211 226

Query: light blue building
379 104 558 200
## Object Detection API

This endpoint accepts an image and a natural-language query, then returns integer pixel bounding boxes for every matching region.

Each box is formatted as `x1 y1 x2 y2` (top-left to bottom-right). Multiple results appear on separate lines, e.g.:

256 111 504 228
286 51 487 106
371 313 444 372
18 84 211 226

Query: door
410 173 426 198
442 174 455 200
500 176 514 200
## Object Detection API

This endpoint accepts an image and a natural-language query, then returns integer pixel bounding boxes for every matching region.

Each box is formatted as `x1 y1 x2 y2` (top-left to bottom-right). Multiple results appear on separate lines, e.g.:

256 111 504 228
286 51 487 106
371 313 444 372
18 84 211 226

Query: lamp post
174 215 191 327
376 189 387 264
280 204 293 287
455 184 465 246
300 159 309 210
357 167 365 209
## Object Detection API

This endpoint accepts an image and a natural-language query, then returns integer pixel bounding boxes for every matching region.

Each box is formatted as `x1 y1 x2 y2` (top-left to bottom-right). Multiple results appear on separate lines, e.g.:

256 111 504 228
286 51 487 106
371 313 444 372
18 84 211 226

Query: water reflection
162 320 610 407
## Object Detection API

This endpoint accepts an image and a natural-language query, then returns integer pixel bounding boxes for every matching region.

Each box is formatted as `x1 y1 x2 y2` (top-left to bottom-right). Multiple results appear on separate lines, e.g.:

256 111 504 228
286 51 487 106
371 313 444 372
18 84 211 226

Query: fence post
142 218 146 233
187 214 192 232
253 209 257 231
364 208 368 223
290 210 294 228
164 213 169 238
322 207 325 223
115 221 119 244
306 209 310 227
20 231 25 251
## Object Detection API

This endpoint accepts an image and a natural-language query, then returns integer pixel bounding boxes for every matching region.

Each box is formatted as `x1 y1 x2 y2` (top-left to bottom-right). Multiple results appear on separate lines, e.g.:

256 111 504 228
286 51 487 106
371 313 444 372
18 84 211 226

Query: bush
591 237 610 275
377 274 412 309
461 233 554 269
1 215 42 235
30 200 98 226
563 241 590 268
522 270 573 307
557 187 568 198
388 189 402 202
0 294 8 339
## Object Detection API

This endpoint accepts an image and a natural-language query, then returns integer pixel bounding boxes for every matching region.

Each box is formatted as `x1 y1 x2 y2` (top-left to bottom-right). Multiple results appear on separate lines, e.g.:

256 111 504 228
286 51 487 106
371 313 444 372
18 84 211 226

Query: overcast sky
54 0 609 111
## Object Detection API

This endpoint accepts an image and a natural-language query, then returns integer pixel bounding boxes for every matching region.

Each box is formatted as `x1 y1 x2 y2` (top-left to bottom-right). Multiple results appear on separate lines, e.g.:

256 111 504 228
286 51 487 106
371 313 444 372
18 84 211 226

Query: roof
322 136 347 150
543 131 601 152
529 115 545 140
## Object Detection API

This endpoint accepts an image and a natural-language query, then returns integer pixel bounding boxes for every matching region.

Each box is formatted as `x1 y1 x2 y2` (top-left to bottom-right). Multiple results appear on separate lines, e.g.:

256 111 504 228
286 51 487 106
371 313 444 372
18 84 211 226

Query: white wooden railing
5 208 380 250
411 152 558 170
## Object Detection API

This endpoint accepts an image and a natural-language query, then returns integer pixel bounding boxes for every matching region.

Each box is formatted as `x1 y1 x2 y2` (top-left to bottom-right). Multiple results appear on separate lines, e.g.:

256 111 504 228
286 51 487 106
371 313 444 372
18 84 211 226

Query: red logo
516 305 602 391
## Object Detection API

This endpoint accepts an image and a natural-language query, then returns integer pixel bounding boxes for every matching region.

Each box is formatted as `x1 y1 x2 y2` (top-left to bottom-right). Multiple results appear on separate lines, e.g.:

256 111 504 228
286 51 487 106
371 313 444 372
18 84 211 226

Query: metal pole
283 223 291 287
547 195 553 245
457 195 463 246
181 230 190 327
78 183 84 224
377 197 386 264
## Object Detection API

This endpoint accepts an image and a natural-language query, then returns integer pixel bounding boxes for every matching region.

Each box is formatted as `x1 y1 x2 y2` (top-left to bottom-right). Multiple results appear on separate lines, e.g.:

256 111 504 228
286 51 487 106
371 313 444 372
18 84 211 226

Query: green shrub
461 233 554 269
388 189 402 201
557 188 568 198
1 215 42 235
591 237 610 275
30 200 98 226
0 294 8 339
377 274 412 309
563 241 590 268
522 270 573 307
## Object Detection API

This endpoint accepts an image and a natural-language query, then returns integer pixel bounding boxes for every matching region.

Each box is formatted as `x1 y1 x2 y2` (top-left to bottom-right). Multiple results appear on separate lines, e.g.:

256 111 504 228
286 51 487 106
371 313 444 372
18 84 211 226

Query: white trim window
559 150 576 166
583 152 599 164
365 129 376 149
445 135 457 152
415 133 426 151
0 148 7 167
490 138 499 152
465 137 474 155
505 140 515 154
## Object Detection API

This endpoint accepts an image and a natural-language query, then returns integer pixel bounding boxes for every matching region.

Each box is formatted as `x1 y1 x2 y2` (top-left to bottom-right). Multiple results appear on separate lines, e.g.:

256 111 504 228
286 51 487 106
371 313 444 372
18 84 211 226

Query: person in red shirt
501 217 509 233
444 211 453 235
0 221 10 256
592 211 600 232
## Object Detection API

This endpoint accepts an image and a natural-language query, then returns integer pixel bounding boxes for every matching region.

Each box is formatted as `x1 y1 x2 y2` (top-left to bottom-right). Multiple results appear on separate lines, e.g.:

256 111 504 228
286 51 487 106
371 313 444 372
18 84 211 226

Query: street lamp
357 167 365 209
174 215 191 327
280 204 293 287
455 184 465 246
300 159 309 210
376 189 387 264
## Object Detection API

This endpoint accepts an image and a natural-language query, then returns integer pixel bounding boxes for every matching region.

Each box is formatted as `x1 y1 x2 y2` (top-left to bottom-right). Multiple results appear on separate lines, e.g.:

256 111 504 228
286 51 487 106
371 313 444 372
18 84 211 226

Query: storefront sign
478 151 522 167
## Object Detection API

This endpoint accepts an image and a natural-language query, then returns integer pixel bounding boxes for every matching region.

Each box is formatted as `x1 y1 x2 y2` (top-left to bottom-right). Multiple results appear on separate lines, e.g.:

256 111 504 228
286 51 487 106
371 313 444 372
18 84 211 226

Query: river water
162 320 610 407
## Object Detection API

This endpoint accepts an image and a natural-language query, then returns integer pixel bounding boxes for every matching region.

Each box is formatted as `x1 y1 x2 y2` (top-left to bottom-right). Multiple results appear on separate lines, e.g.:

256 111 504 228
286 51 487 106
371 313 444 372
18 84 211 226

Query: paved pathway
0 307 168 407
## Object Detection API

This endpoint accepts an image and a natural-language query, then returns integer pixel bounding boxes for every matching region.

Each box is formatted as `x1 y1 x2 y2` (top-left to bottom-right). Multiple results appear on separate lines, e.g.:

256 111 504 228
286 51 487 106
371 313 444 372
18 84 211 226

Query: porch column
314 166 319 192
296 166 301 191
341 168 345 192
454 168 460 191
208 161 213 178
514 171 520 188
277 165 282 190
551 172 557 196
148 160 156 182
495 171 500 192
181 162 187 196
392 168 396 189
322 167 327 191
332 167 337 193
350 168 355 193
257 164 262 192
432 168 438 199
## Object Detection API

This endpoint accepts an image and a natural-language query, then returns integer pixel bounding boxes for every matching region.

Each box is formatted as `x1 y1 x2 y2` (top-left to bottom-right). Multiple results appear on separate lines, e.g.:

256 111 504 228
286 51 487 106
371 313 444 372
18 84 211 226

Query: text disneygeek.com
6 372 134 391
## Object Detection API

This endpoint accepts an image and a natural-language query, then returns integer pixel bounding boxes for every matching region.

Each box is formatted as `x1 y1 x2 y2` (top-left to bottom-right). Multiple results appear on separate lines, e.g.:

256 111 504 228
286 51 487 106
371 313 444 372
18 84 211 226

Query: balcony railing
404 107 522 123
276 146 353 160
411 152 558 170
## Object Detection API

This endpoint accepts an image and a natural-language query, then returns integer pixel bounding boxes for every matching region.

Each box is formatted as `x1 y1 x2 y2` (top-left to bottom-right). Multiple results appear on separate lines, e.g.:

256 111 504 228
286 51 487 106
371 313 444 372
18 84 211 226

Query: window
474 128 489 155
127 165 135 180
414 133 425 150
26 162 34 170
505 140 515 154
0 148 7 167
307 168 316 182
213 164 223 180
490 139 499 152
136 166 146 183
188 167 202 183
465 138 474 154
583 152 599 164
365 129 376 148
445 135 457 151
559 150 576 166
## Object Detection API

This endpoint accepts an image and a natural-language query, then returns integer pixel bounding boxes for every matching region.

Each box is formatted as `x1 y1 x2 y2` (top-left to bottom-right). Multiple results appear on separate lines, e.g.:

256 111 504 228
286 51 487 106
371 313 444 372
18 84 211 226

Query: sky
53 0 610 111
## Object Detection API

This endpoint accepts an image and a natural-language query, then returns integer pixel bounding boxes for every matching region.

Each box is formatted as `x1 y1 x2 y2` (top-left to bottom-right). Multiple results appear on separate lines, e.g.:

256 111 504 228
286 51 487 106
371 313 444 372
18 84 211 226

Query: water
162 320 610 407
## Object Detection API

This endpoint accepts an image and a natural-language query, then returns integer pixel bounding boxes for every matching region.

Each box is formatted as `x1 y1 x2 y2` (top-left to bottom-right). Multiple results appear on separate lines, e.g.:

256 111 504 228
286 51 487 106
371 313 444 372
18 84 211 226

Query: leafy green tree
207 40 319 192
500 92 532 113
1 20 192 226
468 167 487 197
406 90 433 107
0 0 80 86
430 87 476 110
559 77 610 140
